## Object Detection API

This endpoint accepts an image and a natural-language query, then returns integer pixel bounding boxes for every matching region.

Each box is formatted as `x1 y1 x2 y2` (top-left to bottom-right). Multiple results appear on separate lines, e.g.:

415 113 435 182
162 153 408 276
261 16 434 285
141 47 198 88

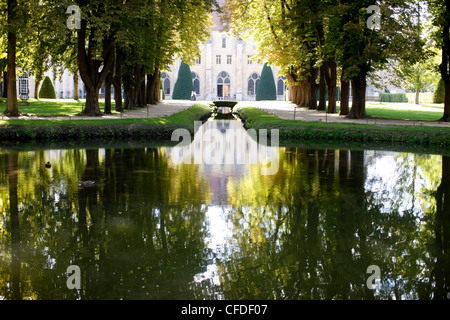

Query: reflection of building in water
168 120 279 206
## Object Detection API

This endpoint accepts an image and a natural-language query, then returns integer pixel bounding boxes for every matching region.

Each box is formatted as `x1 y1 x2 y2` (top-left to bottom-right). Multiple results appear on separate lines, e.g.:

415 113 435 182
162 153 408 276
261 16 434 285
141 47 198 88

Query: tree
338 1 426 119
256 63 277 100
387 2 438 105
172 61 194 100
226 0 425 119
428 0 450 121
3 0 19 116
38 76 56 99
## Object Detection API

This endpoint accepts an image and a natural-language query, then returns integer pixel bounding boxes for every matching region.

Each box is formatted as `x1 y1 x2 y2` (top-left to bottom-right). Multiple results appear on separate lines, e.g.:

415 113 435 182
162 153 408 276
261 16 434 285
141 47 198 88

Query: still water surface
0 119 449 300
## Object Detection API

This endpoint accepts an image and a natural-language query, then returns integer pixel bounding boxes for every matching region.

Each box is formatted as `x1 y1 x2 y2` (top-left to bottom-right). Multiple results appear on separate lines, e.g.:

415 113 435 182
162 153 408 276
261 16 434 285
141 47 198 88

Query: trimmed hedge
172 61 194 100
38 76 57 99
256 63 277 101
433 78 445 104
380 93 408 103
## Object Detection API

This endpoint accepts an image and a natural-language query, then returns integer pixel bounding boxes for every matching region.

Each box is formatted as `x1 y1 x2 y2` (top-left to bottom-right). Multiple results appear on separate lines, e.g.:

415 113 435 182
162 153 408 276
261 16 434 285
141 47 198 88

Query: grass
234 105 450 148
365 102 444 121
0 98 445 121
324 101 445 121
0 103 212 141
0 98 125 116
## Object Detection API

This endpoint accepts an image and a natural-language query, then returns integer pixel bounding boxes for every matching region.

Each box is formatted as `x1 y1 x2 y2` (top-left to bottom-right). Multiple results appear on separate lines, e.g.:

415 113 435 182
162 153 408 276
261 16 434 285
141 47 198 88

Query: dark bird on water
45 162 51 168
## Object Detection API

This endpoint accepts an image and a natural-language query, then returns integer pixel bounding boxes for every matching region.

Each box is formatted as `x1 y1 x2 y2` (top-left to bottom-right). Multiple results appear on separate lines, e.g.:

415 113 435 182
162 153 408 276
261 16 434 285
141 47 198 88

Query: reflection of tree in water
0 148 211 300
0 147 448 300
428 156 450 299
215 149 450 300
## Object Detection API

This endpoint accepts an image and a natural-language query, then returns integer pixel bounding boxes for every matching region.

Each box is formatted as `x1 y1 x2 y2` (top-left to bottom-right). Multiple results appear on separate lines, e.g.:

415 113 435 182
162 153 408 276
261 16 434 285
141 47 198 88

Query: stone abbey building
161 3 287 102
162 33 287 101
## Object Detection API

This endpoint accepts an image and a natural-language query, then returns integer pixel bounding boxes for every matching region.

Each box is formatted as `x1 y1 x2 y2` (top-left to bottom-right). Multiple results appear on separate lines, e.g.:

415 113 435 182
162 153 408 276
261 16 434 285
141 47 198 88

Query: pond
0 119 449 300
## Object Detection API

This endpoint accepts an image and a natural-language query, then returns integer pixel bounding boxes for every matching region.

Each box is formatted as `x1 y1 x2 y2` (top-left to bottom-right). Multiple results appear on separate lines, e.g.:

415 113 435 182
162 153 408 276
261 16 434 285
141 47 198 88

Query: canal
0 118 449 300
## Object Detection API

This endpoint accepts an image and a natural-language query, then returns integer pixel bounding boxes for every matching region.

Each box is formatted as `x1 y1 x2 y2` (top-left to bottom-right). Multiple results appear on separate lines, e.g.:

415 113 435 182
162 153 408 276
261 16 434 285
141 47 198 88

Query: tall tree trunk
139 67 146 107
146 68 160 105
4 0 19 116
34 80 41 99
104 71 113 114
124 64 145 109
112 47 123 112
298 79 309 107
415 87 420 105
440 1 450 121
84 84 101 116
77 19 115 116
74 70 79 101
8 152 21 299
287 73 298 105
2 71 6 98
348 72 367 119
324 56 337 114
434 156 450 298
318 66 327 111
340 70 350 116
308 67 319 110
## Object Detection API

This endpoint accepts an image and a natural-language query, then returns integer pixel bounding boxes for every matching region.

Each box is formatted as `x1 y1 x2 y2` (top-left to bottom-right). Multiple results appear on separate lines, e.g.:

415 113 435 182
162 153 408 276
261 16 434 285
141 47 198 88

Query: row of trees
1 0 217 116
222 0 450 121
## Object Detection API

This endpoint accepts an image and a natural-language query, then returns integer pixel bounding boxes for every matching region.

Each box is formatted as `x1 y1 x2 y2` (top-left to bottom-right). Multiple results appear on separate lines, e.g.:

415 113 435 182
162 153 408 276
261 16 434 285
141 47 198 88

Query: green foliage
172 62 194 100
234 106 450 147
256 63 276 101
380 93 409 103
433 78 445 104
0 104 212 141
38 76 56 99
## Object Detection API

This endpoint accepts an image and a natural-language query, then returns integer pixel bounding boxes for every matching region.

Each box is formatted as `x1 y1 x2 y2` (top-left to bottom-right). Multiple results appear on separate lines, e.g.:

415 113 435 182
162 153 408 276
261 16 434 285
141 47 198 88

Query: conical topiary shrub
433 78 445 104
172 61 194 100
39 76 57 99
256 63 277 101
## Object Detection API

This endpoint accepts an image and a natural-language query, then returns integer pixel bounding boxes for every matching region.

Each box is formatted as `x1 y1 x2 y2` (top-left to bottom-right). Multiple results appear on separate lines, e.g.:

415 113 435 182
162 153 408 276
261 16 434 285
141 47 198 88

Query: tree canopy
223 0 430 119
1 0 216 116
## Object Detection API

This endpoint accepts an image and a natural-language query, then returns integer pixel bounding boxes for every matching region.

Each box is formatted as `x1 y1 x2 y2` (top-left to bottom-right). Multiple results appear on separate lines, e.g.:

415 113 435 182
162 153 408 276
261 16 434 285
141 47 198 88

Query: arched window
18 72 29 99
248 73 260 96
277 76 287 96
161 72 170 95
217 71 230 85
217 71 231 99
192 72 200 95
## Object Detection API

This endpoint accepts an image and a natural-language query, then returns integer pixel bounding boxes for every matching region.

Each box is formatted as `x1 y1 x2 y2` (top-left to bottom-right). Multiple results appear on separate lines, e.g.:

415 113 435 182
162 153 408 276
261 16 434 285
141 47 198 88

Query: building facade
162 31 287 101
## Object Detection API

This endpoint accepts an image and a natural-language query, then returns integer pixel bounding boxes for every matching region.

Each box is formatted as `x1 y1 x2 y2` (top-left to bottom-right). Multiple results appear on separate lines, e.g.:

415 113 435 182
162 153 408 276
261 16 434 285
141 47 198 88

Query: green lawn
328 101 445 121
0 103 213 141
365 102 444 121
0 98 119 116
0 98 446 121
235 105 450 148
